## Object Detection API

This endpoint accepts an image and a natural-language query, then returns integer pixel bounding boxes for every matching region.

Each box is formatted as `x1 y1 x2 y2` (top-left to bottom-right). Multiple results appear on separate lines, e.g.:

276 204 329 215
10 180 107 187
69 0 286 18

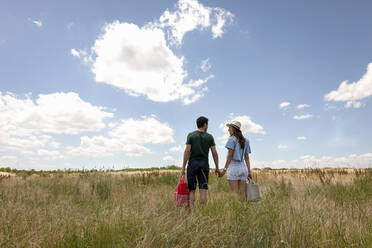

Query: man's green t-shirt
186 131 216 162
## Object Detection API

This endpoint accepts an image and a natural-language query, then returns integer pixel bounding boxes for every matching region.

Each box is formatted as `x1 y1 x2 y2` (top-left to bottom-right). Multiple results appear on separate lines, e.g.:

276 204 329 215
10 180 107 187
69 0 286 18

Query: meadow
0 168 371 248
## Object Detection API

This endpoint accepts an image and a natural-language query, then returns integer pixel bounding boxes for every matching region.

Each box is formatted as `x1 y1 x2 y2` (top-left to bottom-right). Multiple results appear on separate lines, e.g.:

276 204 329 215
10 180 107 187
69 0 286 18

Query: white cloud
71 48 80 58
279 101 290 109
108 122 119 129
297 104 310 109
324 63 372 108
67 116 174 158
200 58 211 72
293 114 313 120
49 141 60 149
109 117 174 144
219 115 265 145
0 155 18 167
0 133 53 152
277 145 288 149
211 8 234 38
163 155 175 161
253 153 372 169
71 49 91 63
187 75 214 87
67 135 152 158
0 91 113 151
220 115 266 135
253 159 288 169
324 103 342 112
89 21 213 104
21 151 34 155
169 145 184 152
183 93 203 105
66 136 115 157
156 0 233 45
0 91 113 135
296 136 307 140
36 149 64 160
345 101 363 109
31 19 42 27
75 0 233 105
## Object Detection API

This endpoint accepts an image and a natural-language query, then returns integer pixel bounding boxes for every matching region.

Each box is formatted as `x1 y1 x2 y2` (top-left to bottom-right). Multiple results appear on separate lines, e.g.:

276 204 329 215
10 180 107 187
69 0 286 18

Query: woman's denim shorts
227 161 248 180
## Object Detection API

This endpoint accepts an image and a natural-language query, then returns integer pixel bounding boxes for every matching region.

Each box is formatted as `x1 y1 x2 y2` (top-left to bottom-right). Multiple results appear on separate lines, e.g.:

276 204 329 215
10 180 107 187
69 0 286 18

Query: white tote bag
246 178 262 202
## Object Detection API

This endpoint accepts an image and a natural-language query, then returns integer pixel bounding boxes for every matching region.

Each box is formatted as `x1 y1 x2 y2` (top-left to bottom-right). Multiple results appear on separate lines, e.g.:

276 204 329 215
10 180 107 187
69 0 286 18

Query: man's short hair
196 116 208 128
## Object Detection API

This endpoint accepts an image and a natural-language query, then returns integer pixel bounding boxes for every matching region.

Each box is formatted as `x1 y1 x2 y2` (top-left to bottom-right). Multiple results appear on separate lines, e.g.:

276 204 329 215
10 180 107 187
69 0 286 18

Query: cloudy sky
1 0 372 170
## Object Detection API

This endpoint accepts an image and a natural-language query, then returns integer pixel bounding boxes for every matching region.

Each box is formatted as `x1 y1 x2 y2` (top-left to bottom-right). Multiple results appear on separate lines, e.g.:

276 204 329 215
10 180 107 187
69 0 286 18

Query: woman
220 120 252 201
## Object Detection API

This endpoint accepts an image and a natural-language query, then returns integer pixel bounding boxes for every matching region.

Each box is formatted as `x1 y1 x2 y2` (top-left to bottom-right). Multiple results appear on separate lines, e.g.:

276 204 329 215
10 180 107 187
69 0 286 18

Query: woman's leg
228 180 239 199
238 180 247 201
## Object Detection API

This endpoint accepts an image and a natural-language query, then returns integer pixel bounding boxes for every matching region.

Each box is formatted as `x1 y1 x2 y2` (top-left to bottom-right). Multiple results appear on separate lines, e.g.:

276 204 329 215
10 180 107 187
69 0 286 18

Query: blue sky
1 0 372 170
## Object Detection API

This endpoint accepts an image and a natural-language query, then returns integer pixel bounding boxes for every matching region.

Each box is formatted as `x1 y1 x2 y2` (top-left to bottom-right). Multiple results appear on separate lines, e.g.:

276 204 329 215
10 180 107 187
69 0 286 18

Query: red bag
174 176 189 206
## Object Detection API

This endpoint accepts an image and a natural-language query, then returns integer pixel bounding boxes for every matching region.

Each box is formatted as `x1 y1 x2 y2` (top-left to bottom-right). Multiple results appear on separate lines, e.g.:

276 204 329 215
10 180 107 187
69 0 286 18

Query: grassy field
0 168 371 247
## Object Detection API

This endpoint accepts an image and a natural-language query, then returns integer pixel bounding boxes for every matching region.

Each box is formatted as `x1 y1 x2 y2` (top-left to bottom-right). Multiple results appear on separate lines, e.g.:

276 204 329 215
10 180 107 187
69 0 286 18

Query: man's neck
197 128 206 132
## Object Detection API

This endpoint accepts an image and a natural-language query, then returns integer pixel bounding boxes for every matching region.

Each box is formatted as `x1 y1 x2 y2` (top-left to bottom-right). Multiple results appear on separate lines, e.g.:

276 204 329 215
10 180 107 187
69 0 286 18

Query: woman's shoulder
226 136 237 146
228 136 238 142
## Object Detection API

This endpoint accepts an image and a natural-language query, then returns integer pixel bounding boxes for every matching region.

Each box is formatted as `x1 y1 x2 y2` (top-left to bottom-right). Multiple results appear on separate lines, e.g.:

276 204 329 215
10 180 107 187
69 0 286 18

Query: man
181 116 220 208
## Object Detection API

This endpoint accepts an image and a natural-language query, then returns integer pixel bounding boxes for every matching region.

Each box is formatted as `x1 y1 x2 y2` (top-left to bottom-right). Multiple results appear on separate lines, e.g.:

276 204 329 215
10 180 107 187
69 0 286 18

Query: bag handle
247 178 256 184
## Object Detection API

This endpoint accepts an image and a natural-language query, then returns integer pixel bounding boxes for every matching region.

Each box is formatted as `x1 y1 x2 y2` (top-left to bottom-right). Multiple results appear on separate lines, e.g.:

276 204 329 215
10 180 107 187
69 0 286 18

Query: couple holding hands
181 116 252 206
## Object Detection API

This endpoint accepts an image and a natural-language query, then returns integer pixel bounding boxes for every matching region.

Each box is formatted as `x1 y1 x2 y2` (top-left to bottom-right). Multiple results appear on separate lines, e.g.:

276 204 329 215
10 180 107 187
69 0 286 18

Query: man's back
186 130 215 162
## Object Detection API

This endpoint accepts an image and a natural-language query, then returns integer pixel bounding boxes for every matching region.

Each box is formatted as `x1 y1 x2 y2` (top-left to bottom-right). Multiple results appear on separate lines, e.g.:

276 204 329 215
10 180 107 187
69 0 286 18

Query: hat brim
226 123 240 130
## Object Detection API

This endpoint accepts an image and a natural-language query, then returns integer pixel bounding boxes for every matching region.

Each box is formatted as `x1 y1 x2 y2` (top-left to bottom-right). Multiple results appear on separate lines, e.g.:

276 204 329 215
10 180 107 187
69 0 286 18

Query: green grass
0 169 371 247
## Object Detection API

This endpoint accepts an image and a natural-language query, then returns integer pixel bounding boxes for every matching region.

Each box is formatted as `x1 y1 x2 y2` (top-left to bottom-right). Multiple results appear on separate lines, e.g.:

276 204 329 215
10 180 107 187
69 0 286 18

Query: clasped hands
182 168 252 179
215 169 253 179
214 169 226 178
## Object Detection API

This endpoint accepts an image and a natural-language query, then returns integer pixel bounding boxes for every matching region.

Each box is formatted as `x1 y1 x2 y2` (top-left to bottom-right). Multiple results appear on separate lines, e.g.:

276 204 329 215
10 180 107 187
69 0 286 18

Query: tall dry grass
0 169 371 247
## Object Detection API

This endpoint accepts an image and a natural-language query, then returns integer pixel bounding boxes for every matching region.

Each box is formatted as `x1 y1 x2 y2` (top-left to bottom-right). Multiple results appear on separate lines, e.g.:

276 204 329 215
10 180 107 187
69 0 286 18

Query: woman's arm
221 149 233 176
244 153 252 179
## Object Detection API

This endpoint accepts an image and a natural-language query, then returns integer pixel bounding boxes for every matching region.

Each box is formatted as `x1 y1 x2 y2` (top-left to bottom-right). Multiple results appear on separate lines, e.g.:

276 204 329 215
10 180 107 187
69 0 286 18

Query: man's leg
189 190 196 209
199 189 207 204
197 162 209 204
187 161 197 209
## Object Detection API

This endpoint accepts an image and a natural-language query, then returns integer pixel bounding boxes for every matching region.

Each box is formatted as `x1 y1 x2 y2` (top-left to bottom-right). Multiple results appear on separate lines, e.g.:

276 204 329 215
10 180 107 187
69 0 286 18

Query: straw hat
226 120 241 130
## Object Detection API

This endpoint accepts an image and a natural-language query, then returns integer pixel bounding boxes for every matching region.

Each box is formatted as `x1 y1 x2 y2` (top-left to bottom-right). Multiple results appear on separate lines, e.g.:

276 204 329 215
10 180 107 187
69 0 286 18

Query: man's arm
210 146 219 172
244 153 252 179
181 144 191 175
211 146 220 176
